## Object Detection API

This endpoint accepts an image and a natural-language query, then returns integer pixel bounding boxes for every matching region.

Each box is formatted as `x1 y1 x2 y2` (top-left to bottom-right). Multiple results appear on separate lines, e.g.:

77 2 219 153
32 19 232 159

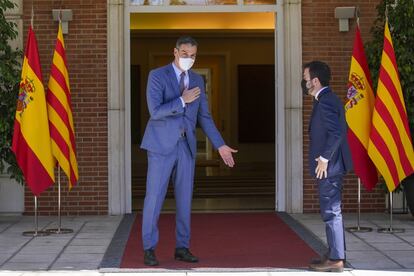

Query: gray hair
176 36 198 48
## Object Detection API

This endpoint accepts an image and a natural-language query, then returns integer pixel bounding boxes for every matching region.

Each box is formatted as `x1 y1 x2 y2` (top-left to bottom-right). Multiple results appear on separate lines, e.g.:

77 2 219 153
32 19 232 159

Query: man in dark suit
140 36 237 266
302 61 353 272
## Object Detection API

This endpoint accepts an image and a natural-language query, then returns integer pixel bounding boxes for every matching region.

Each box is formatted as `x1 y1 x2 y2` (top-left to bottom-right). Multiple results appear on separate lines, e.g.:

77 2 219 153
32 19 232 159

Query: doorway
130 13 276 211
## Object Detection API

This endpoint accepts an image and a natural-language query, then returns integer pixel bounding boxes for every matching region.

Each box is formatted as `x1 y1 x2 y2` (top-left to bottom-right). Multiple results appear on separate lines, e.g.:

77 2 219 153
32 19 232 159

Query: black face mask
301 79 310 95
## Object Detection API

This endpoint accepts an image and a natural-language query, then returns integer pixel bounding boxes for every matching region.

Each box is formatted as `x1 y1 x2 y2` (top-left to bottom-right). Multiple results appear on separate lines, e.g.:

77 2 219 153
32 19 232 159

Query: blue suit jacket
141 63 225 157
308 87 353 178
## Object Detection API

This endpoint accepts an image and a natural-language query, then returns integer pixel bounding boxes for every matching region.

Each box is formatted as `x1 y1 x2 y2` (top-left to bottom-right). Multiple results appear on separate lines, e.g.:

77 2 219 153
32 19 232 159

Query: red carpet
121 213 317 269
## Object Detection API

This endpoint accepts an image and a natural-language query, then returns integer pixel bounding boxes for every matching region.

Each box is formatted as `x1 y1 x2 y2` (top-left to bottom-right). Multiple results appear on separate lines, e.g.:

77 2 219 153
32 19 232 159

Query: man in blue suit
302 61 353 272
140 36 237 266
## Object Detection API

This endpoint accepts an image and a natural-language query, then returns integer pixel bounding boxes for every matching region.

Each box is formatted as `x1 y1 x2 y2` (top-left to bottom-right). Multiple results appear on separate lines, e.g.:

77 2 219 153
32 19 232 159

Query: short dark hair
303 61 331 86
176 36 198 48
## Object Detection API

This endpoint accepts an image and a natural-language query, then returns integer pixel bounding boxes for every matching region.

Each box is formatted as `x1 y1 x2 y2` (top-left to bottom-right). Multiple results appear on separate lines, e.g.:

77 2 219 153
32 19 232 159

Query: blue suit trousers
318 174 346 260
142 138 195 250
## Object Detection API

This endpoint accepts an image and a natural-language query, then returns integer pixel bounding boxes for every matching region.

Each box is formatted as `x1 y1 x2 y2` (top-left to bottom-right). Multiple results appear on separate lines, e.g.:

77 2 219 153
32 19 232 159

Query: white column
108 0 131 214
283 0 303 213
275 0 286 212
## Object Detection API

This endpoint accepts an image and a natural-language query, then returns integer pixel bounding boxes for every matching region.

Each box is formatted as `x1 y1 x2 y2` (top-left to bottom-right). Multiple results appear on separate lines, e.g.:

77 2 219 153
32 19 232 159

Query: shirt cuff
179 97 186 108
319 156 329 163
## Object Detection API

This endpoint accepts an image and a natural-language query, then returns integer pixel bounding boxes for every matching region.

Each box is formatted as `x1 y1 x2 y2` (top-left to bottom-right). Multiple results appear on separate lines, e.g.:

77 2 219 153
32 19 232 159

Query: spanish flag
345 25 378 191
12 26 55 196
368 19 414 192
46 22 79 189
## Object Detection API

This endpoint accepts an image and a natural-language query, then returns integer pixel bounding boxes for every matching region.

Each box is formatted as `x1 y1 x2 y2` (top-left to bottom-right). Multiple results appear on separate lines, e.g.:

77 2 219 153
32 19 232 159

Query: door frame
107 0 303 214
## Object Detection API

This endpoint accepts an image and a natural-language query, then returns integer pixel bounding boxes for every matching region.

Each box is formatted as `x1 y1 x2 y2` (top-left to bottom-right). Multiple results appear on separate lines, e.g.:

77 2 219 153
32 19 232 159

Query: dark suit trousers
318 174 346 260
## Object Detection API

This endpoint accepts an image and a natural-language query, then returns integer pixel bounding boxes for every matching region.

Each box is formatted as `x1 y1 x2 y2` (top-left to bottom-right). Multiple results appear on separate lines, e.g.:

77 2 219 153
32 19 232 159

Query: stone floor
292 212 414 271
0 212 414 275
0 215 122 271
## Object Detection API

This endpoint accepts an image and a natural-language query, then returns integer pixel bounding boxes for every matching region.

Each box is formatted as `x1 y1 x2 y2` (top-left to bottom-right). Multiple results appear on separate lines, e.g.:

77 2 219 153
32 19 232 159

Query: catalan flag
367 19 414 192
46 22 79 189
12 26 55 196
345 25 378 191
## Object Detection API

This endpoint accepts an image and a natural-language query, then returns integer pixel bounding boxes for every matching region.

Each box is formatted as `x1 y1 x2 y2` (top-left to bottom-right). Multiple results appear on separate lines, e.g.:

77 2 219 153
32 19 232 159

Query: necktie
179 71 185 94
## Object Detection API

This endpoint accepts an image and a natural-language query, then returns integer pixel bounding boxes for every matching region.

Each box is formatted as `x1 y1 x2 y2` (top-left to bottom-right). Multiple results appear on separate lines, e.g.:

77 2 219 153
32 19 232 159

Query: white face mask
178 57 195 71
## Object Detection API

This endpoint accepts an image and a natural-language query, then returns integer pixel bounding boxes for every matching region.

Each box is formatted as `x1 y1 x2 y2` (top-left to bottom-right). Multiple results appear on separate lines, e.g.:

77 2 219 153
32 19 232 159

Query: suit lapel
167 64 181 97
308 87 330 132
188 70 198 90
309 99 318 132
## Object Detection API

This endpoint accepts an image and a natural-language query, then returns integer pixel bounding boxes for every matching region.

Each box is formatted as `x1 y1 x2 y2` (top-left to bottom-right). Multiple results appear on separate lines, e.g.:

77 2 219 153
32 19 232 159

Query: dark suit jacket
308 87 353 178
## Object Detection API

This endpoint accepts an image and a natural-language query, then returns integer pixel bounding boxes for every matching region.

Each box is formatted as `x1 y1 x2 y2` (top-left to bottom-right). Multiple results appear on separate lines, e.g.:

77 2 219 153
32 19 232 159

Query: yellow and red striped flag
46 22 79 189
368 19 414 192
12 26 55 196
345 25 378 191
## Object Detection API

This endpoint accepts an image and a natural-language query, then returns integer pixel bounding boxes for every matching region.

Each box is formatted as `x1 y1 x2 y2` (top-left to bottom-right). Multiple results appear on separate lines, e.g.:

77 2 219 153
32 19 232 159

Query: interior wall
130 31 275 163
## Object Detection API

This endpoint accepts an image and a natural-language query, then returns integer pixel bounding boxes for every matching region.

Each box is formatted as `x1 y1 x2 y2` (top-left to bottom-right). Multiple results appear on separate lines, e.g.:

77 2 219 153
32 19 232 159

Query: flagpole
378 191 405 233
346 178 372 232
45 10 78 233
22 196 50 237
19 4 53 237
31 2 34 28
356 6 360 27
46 167 73 234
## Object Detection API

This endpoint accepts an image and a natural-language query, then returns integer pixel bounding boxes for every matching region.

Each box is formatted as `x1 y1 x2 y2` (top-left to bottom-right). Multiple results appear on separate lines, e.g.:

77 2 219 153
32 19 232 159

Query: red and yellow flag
46 22 79 189
12 26 55 196
368 20 414 192
345 25 378 191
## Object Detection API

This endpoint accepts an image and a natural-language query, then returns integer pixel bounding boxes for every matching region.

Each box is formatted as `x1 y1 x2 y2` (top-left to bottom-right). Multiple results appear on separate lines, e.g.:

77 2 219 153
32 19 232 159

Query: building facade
8 0 386 215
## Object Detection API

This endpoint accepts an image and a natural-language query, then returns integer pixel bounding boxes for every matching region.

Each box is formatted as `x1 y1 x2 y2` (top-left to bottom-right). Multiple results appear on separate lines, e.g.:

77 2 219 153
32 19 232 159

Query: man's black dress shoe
310 253 328 264
174 247 199 263
309 259 344 272
144 249 159 266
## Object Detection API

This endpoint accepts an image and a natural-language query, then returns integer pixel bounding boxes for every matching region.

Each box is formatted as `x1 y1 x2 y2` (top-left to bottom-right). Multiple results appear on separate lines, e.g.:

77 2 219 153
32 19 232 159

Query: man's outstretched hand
218 145 238 168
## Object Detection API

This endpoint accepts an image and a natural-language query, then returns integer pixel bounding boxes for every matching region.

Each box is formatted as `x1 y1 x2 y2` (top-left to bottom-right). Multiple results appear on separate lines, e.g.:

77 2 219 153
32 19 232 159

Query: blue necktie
179 72 185 94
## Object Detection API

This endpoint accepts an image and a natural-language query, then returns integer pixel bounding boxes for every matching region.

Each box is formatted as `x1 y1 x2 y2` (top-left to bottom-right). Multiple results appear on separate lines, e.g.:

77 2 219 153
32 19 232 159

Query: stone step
132 175 275 198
